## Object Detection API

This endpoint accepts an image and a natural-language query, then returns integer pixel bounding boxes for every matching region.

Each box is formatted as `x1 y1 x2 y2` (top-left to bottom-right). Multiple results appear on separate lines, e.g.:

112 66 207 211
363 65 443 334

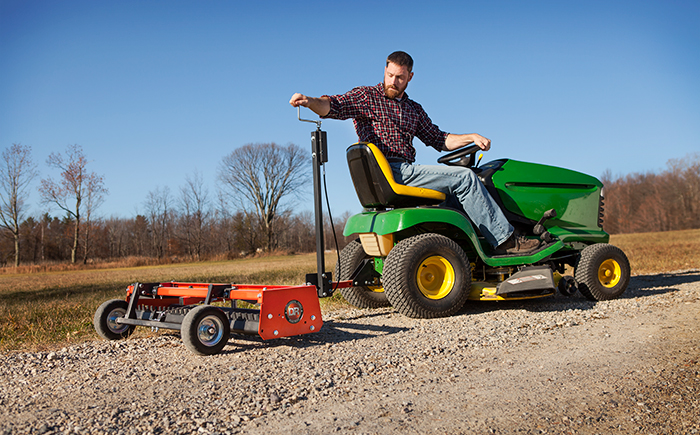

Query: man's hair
386 51 413 72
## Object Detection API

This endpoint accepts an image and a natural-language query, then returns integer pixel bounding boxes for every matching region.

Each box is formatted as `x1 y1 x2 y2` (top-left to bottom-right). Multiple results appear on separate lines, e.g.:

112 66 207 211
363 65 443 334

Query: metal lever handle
298 106 322 129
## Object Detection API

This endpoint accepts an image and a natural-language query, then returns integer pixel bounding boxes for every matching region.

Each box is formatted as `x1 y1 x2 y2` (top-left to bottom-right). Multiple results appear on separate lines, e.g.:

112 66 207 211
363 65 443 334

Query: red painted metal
257 284 323 340
120 279 358 344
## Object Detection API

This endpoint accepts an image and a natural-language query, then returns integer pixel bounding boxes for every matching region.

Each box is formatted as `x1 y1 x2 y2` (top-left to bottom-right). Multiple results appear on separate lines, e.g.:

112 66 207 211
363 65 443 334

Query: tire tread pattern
336 240 390 309
575 243 630 301
93 299 135 341
383 233 470 319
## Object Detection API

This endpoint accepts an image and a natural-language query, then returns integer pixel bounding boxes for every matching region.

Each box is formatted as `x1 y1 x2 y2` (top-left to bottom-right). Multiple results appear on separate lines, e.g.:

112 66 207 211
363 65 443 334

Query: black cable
321 162 341 292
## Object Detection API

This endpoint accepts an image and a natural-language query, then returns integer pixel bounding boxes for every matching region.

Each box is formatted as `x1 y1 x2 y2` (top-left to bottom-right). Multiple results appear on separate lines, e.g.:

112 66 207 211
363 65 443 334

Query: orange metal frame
125 280 354 340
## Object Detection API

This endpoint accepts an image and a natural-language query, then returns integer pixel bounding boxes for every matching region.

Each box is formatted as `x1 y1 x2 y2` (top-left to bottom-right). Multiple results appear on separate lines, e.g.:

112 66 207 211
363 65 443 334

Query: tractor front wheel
335 240 390 309
383 233 470 318
181 305 231 355
575 244 630 301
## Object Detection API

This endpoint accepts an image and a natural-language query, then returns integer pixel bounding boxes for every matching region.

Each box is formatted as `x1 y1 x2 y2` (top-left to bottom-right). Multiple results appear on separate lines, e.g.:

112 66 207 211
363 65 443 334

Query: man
289 51 539 254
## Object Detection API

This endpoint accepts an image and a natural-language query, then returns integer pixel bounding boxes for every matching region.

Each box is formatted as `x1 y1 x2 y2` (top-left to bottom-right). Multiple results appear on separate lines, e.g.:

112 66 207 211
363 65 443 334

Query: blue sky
1 0 698 220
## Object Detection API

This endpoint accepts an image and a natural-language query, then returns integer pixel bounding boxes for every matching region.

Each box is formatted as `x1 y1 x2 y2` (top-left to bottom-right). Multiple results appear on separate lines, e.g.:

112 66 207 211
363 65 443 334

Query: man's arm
444 133 491 152
289 93 331 117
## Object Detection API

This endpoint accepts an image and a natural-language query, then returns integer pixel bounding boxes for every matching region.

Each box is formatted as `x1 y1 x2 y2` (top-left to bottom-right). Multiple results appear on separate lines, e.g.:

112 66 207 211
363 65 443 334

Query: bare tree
38 144 107 264
104 216 128 258
219 143 308 251
0 143 38 266
145 186 173 259
81 171 107 263
178 171 210 260
213 189 236 257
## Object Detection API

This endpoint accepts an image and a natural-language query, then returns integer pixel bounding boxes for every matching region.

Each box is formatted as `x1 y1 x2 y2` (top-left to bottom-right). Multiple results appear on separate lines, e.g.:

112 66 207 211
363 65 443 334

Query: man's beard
383 81 404 99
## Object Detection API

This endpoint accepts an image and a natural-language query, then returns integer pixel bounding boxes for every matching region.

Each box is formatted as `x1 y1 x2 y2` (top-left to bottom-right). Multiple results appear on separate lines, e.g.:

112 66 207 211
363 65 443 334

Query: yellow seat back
346 142 446 209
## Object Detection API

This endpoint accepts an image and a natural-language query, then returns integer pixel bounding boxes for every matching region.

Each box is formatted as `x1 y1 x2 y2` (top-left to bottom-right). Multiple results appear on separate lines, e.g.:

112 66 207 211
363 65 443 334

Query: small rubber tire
558 275 578 297
181 305 230 355
383 233 470 318
335 240 390 309
575 243 631 301
94 299 135 341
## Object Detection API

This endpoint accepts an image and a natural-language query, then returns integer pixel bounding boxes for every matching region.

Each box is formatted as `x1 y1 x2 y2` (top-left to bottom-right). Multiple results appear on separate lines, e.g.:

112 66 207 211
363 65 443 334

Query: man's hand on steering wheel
470 133 491 151
437 144 482 167
438 133 490 167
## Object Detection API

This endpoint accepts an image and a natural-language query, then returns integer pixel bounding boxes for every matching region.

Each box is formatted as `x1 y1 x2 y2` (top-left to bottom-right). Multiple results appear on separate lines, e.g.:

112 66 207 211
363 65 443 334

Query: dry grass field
609 228 700 274
1 229 698 352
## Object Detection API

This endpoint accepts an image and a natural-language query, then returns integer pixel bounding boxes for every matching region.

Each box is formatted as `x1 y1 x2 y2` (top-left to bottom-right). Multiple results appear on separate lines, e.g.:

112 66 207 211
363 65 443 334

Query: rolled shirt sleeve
320 84 448 162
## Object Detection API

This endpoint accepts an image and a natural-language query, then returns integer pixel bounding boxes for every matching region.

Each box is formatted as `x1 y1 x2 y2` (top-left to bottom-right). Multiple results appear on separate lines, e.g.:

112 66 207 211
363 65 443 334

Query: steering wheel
437 144 482 168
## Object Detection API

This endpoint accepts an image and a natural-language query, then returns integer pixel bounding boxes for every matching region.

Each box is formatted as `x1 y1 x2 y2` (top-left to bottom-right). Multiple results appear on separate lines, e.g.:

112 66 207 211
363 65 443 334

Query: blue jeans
390 162 513 247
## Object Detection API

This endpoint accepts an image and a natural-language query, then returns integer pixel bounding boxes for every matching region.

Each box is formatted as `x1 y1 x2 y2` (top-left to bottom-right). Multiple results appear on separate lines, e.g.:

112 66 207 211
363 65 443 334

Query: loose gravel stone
1 270 699 434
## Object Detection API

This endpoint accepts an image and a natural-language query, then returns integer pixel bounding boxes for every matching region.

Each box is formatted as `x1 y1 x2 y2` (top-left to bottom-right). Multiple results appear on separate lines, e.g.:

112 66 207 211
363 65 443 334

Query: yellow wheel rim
416 256 455 300
598 259 622 288
368 285 384 293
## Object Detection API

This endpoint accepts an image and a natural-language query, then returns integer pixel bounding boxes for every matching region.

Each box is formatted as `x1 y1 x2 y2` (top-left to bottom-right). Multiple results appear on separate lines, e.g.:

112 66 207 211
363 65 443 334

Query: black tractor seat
346 142 446 209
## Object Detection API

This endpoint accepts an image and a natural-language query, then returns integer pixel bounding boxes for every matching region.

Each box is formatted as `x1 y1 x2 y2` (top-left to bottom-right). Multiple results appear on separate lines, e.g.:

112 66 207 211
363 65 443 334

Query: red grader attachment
94 110 361 355
94 281 327 355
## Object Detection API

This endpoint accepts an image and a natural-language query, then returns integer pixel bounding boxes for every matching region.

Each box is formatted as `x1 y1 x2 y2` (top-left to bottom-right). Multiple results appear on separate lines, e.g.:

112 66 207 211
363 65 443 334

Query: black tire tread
575 243 630 301
383 233 470 319
93 299 136 341
181 305 231 356
335 240 390 309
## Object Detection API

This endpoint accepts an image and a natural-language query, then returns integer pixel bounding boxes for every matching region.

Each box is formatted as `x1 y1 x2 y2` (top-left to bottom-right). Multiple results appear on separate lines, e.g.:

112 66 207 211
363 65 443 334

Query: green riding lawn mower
337 141 631 319
93 113 630 355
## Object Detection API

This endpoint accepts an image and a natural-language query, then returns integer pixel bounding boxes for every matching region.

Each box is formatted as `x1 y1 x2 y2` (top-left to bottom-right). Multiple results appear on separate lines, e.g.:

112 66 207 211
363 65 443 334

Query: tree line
2 142 698 267
3 209 351 267
601 153 700 234
0 142 352 267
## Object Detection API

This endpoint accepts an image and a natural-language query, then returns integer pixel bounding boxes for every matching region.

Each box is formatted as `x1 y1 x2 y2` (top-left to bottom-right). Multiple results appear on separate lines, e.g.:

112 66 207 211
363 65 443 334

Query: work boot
495 234 541 255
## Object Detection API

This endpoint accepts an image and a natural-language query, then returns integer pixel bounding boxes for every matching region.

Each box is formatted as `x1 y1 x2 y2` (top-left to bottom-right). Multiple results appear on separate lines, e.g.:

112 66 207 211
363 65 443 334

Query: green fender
344 208 471 238
343 208 564 267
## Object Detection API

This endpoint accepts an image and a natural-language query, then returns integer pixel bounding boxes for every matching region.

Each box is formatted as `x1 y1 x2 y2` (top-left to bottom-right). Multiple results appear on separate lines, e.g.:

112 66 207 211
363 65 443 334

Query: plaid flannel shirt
322 83 448 163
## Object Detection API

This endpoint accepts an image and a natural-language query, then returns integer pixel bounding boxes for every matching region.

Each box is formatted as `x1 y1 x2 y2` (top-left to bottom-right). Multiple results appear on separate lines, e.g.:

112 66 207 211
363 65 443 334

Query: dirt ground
247 272 700 435
1 271 699 435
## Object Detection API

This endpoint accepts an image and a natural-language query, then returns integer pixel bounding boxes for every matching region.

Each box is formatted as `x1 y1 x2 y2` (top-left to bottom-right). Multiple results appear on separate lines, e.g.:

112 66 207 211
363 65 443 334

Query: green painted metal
548 227 609 244
343 207 566 267
343 158 609 266
373 257 384 274
343 207 470 237
491 160 604 234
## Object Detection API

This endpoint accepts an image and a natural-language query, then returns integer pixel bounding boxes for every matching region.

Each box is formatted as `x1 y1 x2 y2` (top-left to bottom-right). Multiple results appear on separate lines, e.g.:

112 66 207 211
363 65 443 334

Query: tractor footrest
496 265 556 295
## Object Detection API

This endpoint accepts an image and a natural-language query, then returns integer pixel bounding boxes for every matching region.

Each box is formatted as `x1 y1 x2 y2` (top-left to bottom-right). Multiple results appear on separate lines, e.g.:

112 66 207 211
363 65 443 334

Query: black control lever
534 209 557 242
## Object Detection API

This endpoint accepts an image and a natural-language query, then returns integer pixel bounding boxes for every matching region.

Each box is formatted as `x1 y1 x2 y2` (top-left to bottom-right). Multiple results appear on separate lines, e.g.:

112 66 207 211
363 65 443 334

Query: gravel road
1 270 699 435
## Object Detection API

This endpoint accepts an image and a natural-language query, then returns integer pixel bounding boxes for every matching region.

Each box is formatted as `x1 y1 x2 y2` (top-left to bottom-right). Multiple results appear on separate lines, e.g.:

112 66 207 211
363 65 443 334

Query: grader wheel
94 299 135 341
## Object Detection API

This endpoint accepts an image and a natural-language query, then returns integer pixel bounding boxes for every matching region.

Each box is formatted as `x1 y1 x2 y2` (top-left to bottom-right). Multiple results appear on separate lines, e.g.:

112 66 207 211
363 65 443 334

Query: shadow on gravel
626 270 700 293
219 319 409 354
316 319 410 344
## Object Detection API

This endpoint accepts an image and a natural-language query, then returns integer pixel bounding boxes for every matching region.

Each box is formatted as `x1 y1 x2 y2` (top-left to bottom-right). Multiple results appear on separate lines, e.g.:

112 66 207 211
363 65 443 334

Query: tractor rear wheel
94 299 135 341
335 240 390 309
383 233 470 318
575 243 630 301
181 305 231 355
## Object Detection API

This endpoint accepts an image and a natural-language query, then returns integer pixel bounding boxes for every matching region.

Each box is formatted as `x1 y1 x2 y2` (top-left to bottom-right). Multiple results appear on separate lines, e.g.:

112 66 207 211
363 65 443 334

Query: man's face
383 62 413 99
